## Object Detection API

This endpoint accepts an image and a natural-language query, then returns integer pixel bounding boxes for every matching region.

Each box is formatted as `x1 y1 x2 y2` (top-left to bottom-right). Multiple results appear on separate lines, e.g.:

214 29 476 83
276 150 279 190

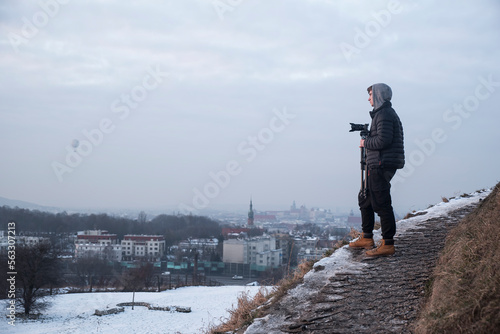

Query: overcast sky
1 0 499 216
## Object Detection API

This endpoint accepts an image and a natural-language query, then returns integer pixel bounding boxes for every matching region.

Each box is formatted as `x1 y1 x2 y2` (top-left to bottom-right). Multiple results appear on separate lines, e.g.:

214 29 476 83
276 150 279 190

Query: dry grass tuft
348 227 361 239
208 287 270 333
269 259 315 304
413 184 500 333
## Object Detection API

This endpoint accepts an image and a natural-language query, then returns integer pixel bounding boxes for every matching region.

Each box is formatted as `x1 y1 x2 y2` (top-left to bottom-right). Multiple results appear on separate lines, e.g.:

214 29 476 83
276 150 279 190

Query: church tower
247 198 254 226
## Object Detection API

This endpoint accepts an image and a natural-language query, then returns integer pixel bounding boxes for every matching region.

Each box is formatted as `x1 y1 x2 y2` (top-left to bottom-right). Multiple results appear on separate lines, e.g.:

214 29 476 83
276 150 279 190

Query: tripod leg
360 146 366 197
364 168 368 197
361 169 364 190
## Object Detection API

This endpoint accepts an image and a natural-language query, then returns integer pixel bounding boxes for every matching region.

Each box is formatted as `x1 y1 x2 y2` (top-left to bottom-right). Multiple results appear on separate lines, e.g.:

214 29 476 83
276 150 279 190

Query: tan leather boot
365 239 395 257
349 234 374 249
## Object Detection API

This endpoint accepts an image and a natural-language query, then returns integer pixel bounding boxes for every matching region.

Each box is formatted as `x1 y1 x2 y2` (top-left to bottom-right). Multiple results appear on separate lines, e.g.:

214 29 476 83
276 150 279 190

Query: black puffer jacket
365 84 405 170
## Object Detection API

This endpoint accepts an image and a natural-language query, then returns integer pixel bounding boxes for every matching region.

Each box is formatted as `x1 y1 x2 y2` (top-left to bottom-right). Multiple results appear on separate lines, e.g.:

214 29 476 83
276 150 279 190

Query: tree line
0 206 222 246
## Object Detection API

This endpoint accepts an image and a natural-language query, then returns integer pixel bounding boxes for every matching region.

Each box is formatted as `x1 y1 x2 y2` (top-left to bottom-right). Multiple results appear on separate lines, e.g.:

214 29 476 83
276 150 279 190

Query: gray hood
370 83 392 110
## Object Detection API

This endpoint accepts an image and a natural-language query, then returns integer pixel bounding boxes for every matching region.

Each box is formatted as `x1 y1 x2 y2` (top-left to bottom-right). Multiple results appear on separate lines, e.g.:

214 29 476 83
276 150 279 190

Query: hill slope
231 187 494 333
414 182 500 333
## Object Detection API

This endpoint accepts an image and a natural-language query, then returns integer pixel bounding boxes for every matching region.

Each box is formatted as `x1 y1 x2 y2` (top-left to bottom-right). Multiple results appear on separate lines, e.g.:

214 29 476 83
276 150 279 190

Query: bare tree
120 262 154 292
137 211 147 224
72 255 115 292
16 242 60 315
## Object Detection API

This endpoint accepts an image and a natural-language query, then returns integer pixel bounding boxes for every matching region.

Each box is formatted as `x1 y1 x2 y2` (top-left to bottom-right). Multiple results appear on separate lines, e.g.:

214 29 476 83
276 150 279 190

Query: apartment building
121 235 165 261
223 236 282 271
74 230 122 261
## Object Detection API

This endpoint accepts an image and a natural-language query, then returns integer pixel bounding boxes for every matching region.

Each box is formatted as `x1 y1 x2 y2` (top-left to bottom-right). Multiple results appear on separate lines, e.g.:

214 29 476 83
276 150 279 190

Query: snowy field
1 285 264 334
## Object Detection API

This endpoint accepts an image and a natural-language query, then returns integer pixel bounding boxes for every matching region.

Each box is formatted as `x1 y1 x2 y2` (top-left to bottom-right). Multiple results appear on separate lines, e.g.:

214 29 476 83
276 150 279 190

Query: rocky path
246 203 479 334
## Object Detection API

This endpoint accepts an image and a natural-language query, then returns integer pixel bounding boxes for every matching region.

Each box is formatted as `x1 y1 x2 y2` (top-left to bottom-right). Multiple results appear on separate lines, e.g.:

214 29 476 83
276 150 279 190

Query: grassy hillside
414 182 500 333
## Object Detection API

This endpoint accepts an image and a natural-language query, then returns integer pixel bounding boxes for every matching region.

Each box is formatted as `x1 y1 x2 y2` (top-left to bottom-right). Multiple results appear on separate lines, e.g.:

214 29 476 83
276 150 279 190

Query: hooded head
367 83 392 110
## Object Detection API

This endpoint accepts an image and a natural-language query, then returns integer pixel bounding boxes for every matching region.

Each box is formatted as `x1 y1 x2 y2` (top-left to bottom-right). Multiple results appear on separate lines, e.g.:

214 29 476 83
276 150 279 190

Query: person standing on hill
349 83 405 256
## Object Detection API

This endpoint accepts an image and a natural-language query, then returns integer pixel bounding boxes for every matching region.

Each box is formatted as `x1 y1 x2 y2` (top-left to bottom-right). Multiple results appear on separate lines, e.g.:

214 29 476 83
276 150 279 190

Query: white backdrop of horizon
1 0 499 217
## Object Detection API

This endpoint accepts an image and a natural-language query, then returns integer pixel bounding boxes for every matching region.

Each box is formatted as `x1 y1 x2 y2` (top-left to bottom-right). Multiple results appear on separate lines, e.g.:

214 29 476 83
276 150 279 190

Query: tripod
349 123 369 199
359 139 367 199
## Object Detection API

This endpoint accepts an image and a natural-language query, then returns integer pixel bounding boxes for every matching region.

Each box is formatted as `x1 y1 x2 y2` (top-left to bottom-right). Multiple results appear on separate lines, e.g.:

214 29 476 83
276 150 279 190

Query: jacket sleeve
365 110 394 150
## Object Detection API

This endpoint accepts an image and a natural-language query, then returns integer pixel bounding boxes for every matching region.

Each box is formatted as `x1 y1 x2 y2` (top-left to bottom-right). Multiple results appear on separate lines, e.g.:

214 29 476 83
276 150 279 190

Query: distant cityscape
0 197 363 286
218 199 362 230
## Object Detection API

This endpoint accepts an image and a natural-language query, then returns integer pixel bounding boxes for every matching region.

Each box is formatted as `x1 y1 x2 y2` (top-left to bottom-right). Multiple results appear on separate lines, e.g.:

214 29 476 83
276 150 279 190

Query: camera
349 123 369 138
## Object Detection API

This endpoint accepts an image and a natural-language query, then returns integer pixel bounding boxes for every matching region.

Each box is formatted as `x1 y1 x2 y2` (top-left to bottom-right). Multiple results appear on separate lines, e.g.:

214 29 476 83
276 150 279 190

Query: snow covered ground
1 189 491 334
1 285 264 334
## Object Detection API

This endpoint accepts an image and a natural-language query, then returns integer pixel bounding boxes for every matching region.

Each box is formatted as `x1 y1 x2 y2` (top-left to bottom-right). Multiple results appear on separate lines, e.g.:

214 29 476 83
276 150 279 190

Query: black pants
358 168 397 240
